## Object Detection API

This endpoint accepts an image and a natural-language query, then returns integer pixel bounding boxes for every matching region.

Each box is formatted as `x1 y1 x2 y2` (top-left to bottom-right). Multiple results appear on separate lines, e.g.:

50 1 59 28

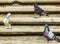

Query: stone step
0 36 59 44
1 16 60 24
0 26 59 34
0 5 60 12
0 0 60 3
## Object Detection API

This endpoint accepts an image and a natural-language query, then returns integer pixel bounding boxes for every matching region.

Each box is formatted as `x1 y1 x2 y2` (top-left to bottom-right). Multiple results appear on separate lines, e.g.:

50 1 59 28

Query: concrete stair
0 0 59 44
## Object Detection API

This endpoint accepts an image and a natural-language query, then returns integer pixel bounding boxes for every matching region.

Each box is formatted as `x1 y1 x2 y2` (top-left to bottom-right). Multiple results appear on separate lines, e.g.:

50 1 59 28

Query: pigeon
43 24 60 43
34 3 48 17
3 13 12 29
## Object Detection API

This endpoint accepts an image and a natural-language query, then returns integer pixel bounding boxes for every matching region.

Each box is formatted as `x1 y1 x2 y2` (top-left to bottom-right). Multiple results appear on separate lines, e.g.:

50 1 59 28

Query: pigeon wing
48 31 55 39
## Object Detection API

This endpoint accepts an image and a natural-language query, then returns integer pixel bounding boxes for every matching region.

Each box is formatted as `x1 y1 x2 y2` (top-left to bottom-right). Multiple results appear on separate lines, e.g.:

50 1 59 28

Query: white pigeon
3 13 12 29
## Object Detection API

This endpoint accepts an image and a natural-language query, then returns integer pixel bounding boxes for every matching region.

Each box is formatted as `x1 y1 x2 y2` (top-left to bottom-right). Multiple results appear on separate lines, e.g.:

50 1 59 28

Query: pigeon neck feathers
43 24 50 36
45 24 50 31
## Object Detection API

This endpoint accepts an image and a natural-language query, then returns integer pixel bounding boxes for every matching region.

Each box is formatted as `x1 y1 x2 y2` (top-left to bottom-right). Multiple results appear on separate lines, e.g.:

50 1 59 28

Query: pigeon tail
55 37 60 42
41 12 48 16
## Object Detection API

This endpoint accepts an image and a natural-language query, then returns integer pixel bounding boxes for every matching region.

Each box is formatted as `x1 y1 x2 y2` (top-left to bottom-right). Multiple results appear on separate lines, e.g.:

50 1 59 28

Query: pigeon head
45 24 50 31
45 24 49 28
34 3 44 15
34 3 38 7
34 3 38 11
6 13 11 18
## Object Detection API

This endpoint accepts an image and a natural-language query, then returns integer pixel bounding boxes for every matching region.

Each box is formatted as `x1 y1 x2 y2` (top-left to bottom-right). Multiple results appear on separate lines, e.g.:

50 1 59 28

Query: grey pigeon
34 3 48 17
43 24 60 42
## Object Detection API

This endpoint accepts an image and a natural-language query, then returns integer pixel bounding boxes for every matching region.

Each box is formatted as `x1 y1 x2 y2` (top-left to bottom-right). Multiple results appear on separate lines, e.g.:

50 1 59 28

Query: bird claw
6 28 12 29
